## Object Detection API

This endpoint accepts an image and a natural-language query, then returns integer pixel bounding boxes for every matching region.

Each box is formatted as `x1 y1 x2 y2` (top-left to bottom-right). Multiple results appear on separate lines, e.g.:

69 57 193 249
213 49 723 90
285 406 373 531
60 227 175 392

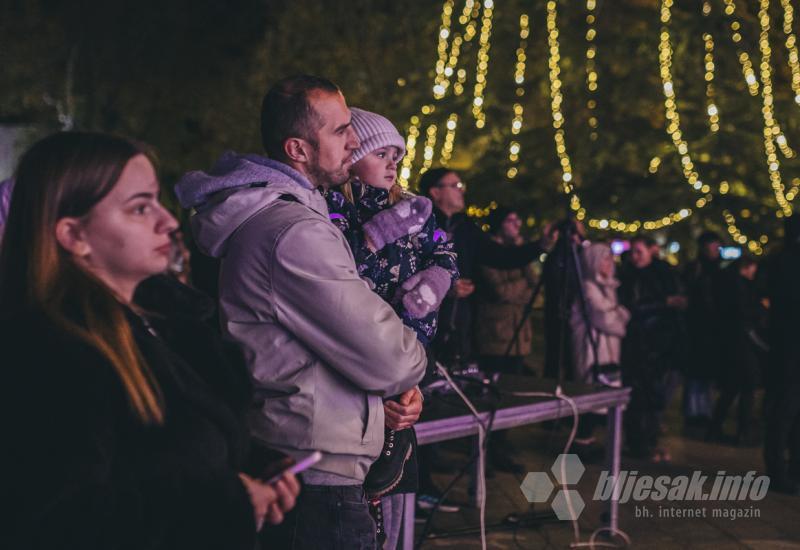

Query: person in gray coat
175 75 428 549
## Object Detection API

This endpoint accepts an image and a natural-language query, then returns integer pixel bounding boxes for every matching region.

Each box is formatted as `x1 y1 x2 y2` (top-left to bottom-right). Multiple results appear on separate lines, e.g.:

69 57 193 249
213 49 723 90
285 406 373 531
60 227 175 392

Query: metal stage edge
399 385 631 549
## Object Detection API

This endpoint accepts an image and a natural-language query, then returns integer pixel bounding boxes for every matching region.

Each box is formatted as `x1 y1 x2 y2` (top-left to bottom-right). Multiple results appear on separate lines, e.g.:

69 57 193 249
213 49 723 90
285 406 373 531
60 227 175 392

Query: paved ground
413 386 800 549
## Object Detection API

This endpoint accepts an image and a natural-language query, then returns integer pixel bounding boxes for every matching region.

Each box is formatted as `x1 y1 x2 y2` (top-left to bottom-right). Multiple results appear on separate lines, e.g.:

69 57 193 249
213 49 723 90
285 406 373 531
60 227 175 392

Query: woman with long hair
0 132 298 549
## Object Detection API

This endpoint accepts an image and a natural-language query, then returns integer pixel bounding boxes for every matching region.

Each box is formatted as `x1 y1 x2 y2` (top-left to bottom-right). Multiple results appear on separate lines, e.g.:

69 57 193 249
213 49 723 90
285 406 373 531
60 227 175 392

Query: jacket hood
581 241 620 289
174 152 329 258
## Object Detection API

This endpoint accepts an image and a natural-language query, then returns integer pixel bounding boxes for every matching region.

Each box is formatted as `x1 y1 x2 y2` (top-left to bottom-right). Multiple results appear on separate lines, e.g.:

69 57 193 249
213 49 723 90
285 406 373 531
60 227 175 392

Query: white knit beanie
349 107 406 164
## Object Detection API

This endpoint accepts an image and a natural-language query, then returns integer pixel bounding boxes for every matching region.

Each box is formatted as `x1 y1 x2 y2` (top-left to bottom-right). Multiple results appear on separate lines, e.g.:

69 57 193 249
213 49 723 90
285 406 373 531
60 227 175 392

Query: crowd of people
560 225 800 495
1 73 799 550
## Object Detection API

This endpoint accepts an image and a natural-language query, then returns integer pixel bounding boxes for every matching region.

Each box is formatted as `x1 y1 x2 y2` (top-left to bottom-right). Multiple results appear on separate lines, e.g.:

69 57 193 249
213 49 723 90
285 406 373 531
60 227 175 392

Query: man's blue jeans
272 484 377 549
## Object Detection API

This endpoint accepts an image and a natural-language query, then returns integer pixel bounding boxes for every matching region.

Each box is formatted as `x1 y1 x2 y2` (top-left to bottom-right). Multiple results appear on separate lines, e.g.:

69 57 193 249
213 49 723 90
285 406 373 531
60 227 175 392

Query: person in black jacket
707 256 766 445
0 132 299 549
418 168 555 365
618 236 687 461
764 214 800 495
682 231 725 427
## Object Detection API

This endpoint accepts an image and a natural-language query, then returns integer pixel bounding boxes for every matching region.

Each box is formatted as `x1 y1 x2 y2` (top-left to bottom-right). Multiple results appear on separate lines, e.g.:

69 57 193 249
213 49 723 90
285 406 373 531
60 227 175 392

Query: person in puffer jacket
325 108 458 549
326 108 458 347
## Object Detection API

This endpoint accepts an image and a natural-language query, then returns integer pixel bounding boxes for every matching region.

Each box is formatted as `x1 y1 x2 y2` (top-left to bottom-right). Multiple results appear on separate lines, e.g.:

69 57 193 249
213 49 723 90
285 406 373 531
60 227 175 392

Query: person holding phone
0 132 298 549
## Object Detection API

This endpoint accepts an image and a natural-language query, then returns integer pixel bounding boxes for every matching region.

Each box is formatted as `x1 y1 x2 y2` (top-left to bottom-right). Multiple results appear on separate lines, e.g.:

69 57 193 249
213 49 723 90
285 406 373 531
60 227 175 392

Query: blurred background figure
570 241 629 460
475 206 537 475
764 215 800 495
619 236 687 461
476 206 537 377
707 256 766 446
682 231 724 429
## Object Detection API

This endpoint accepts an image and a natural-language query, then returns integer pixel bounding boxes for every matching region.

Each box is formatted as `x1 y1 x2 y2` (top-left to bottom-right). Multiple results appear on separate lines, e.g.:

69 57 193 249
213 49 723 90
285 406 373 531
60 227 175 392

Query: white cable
510 387 631 549
436 362 487 550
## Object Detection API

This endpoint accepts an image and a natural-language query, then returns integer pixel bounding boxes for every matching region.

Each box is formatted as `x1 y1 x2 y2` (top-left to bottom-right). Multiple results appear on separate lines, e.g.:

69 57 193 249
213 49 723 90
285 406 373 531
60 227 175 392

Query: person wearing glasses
418 168 556 365
415 169 556 490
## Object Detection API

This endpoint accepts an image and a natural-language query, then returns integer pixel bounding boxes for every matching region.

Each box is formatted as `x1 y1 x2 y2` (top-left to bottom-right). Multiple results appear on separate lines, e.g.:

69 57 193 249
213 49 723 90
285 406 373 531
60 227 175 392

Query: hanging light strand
400 115 422 186
704 33 720 132
508 13 529 180
659 0 712 197
779 0 800 170
758 0 793 215
420 123 439 175
782 0 800 106
547 0 699 232
472 0 494 128
401 0 479 187
721 0 761 95
432 0 456 99
585 0 599 136
723 210 765 254
722 0 794 158
547 1 577 197
461 0 480 39
440 114 459 165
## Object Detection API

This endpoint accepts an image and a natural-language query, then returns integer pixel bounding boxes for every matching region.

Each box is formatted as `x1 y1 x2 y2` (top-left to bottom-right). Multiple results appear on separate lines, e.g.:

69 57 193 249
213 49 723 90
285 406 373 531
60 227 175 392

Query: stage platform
401 375 631 550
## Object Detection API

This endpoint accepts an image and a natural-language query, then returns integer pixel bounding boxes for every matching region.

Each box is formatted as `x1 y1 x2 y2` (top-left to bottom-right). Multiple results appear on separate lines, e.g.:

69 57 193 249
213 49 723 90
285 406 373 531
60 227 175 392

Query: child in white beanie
325 107 459 548
327 108 457 342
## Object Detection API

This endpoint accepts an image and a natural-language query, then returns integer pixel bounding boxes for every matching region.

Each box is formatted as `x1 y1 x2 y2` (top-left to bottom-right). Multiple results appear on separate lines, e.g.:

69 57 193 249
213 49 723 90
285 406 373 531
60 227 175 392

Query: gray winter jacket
175 153 427 480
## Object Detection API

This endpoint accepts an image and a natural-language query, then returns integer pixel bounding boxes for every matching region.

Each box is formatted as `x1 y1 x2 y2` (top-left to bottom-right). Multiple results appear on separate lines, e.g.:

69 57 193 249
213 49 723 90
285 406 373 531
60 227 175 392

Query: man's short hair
697 230 721 246
630 234 656 248
260 75 340 159
417 167 452 198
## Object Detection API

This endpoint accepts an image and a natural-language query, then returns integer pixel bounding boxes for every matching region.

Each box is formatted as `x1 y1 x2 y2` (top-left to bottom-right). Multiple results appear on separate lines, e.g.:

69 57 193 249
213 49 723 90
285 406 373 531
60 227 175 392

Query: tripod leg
605 403 623 532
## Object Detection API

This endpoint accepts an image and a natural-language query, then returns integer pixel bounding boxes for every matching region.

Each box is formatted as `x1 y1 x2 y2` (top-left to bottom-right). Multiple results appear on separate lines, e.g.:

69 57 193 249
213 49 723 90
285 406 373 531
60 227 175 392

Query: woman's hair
340 181 405 206
0 132 164 424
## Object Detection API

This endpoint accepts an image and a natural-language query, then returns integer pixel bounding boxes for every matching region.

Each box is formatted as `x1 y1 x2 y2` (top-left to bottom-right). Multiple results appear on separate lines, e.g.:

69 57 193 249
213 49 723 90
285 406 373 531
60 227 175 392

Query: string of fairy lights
432 0 457 100
471 0 494 128
721 0 760 96
703 32 720 133
585 0 599 139
398 0 480 186
440 113 459 165
658 0 711 198
758 0 793 217
398 0 800 252
506 13 529 180
782 0 800 105
551 0 699 233
721 0 795 159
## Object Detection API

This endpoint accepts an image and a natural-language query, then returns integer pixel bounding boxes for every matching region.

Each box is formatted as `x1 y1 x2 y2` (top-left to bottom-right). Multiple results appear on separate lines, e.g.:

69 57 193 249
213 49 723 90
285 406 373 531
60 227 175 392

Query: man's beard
307 149 350 189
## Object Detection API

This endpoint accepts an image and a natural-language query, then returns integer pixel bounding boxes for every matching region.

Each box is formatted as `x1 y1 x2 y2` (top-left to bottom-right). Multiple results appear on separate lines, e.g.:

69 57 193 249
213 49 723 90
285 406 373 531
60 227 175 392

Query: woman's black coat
0 276 259 550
